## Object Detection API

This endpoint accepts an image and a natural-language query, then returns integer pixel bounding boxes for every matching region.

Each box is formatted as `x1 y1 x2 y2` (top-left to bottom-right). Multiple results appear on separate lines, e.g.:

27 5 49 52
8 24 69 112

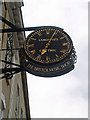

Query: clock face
24 27 73 64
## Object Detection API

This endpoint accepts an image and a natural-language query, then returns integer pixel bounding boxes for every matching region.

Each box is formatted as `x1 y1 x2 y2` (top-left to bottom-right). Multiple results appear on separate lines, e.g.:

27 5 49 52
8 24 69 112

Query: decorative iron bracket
0 60 25 79
0 16 63 33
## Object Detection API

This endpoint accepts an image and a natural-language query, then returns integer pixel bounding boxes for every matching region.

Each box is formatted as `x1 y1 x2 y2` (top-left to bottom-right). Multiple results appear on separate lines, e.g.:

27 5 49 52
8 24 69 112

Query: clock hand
45 30 56 49
40 31 56 56
37 49 47 59
41 49 47 55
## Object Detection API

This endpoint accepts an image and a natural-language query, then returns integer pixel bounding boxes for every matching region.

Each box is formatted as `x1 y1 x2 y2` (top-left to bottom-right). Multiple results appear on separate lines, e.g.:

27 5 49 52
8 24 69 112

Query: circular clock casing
21 26 75 77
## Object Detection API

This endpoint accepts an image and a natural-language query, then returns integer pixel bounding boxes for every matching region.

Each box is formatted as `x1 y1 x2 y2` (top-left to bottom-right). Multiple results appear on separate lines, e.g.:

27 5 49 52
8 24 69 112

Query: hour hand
41 49 47 55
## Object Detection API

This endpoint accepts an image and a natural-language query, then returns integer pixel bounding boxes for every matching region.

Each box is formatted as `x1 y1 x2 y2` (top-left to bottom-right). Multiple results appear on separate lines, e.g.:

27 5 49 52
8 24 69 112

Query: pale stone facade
0 1 30 119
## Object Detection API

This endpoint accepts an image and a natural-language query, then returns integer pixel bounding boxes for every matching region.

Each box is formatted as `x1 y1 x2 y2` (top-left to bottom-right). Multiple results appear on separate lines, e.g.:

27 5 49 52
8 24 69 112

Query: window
20 108 23 119
15 85 19 118
0 93 6 120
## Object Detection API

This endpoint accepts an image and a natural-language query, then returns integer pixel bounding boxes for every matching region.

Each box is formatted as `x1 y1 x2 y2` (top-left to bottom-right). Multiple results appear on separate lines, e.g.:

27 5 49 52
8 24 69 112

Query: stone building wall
0 1 30 119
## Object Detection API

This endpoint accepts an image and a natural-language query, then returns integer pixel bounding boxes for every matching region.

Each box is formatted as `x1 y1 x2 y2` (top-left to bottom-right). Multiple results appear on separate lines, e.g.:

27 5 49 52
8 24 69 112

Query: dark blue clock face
24 27 73 64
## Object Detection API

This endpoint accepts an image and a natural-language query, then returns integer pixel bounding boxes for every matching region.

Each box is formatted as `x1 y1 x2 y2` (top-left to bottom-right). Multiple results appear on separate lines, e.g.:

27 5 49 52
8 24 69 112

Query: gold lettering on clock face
24 28 72 64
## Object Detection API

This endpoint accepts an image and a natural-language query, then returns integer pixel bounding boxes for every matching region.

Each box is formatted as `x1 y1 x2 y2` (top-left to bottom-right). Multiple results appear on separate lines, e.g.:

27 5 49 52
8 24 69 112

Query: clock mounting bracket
0 16 77 78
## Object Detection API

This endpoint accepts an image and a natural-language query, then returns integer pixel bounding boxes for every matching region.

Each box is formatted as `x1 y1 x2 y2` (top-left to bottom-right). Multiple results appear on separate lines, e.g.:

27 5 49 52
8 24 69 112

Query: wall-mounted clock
0 16 77 78
20 26 76 77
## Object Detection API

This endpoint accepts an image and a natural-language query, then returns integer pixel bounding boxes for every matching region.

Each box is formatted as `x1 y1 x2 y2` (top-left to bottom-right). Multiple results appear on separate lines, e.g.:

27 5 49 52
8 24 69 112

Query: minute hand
40 31 56 56
45 31 56 49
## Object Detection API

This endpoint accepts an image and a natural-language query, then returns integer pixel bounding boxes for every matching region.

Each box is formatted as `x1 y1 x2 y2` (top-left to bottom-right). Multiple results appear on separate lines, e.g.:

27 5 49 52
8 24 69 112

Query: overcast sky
22 0 88 118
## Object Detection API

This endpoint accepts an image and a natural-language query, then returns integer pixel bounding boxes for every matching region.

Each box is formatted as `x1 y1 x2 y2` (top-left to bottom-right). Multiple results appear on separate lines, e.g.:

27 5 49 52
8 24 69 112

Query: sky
22 0 88 118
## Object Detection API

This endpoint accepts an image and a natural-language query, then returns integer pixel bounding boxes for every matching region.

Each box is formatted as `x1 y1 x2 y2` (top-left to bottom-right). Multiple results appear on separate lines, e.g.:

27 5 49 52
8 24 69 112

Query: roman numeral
30 50 35 54
26 44 34 47
37 32 42 36
31 38 36 40
55 54 59 57
60 36 65 40
46 56 50 61
62 42 68 46
46 31 49 35
37 55 41 59
60 49 66 53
